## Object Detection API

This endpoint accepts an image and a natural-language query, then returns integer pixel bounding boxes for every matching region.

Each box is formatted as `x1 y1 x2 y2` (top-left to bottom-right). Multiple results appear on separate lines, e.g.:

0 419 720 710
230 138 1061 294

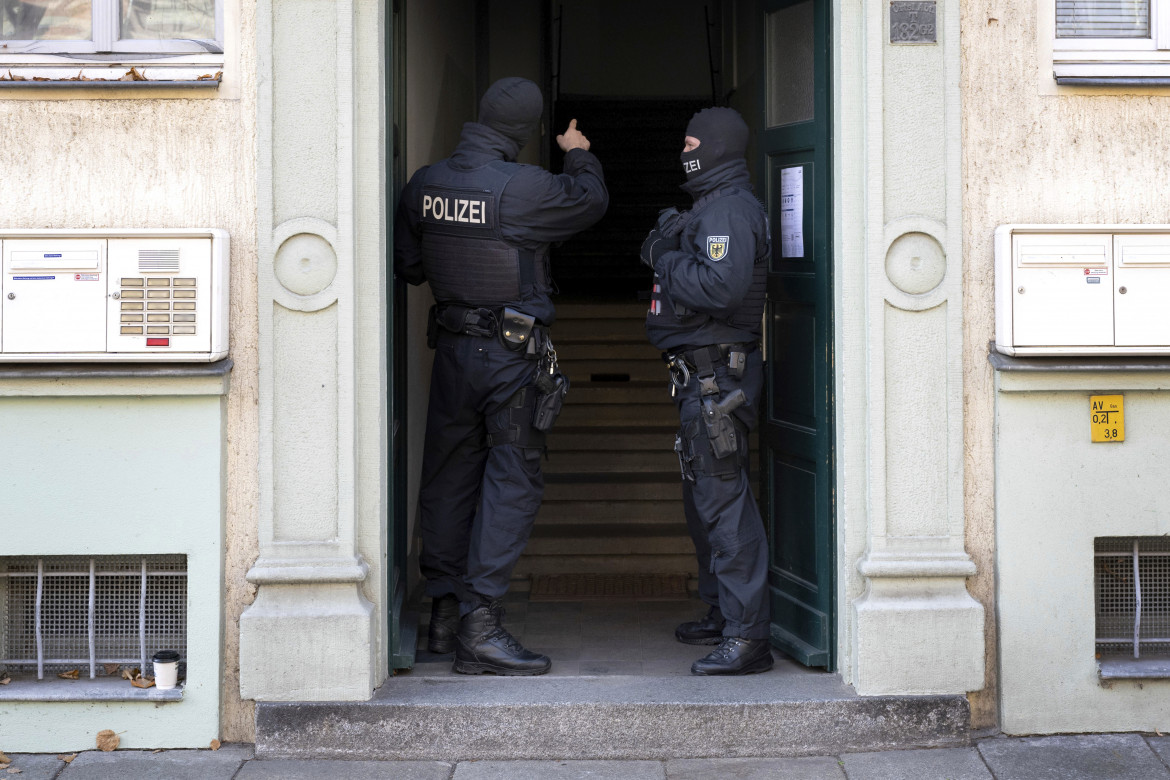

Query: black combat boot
453 601 551 676
674 605 726 645
690 637 774 675
427 594 460 654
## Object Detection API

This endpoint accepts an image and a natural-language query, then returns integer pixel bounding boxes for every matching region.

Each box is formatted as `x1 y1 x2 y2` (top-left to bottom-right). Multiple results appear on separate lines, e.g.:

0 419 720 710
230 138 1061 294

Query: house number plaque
890 1 937 44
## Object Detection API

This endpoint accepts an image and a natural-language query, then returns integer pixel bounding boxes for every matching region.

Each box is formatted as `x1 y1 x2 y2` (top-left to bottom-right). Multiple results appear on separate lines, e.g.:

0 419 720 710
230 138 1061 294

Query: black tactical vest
418 159 550 306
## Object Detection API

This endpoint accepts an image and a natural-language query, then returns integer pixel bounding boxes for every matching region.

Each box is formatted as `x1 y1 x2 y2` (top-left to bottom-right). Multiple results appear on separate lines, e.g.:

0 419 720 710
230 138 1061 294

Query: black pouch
500 307 536 351
533 372 569 432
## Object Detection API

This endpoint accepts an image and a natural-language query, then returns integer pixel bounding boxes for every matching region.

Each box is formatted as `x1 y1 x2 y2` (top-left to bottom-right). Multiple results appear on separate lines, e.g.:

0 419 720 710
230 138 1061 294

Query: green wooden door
760 0 834 669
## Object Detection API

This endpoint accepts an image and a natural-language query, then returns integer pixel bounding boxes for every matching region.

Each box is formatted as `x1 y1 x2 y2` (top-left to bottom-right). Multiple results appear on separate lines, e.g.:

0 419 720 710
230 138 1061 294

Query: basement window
1095 537 1170 678
0 555 186 696
0 0 224 85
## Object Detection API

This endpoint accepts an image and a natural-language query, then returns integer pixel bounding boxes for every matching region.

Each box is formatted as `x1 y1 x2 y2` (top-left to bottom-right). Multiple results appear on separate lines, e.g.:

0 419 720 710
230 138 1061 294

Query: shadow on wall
428 54 478 164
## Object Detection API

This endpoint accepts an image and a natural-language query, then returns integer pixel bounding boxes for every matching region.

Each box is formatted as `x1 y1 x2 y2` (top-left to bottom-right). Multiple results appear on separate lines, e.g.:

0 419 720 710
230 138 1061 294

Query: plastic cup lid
152 650 181 663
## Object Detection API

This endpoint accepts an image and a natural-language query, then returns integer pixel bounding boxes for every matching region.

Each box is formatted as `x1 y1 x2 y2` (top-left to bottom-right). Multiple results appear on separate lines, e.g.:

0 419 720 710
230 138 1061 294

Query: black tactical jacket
645 159 769 351
395 122 608 325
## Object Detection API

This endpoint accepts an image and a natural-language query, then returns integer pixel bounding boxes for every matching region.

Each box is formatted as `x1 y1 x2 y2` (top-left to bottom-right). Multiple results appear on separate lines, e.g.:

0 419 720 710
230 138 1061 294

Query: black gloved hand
640 227 680 269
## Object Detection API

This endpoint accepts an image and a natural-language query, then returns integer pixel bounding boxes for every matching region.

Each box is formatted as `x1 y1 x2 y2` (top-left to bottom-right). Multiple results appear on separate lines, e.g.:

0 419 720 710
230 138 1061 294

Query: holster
487 386 546 450
533 372 569 432
701 389 747 460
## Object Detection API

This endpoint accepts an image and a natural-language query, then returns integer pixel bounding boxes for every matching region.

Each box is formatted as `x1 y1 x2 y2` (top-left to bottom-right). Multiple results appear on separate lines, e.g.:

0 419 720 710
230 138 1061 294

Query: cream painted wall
961 0 1170 729
0 5 259 742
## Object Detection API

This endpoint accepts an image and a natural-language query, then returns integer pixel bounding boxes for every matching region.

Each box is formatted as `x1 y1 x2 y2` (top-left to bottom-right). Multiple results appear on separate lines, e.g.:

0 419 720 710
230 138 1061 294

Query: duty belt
663 341 756 395
433 303 499 338
430 302 548 357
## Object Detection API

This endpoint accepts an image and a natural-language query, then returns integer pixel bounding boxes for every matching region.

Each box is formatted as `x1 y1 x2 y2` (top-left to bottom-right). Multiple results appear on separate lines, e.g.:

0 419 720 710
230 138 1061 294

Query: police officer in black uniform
395 77 608 676
641 107 772 675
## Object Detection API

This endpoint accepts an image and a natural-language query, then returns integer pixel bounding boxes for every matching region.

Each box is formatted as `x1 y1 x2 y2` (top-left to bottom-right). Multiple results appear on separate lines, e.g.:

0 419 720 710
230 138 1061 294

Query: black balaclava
479 77 543 151
680 107 749 181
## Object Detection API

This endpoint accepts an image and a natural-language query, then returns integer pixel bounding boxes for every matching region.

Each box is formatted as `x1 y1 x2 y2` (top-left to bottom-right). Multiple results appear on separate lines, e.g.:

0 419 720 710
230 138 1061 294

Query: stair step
512 553 699 576
256 679 971 761
536 499 684 525
557 403 677 427
554 319 662 342
549 426 676 451
526 523 693 556
544 474 682 501
566 382 665 405
555 301 648 319
553 342 660 361
560 360 664 383
544 449 679 474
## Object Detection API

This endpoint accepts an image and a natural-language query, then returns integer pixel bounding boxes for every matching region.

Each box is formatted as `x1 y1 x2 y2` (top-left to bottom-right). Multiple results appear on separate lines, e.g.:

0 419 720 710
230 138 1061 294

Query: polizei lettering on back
422 194 490 225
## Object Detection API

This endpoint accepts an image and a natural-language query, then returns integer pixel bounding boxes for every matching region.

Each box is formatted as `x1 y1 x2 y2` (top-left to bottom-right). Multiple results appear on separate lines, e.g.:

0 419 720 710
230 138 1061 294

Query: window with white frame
0 0 224 84
1053 0 1170 83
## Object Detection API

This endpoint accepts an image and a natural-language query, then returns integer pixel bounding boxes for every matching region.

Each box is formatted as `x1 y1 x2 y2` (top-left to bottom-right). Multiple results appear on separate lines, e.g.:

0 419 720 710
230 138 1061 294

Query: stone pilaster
844 0 984 695
239 0 377 701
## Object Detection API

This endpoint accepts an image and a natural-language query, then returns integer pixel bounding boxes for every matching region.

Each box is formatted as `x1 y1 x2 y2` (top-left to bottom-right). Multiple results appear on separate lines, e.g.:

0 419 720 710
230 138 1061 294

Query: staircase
516 296 697 579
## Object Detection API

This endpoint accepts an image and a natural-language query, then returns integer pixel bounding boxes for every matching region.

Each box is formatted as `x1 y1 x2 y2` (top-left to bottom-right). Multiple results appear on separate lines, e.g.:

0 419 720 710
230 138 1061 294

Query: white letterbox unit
0 229 228 362
995 225 1170 356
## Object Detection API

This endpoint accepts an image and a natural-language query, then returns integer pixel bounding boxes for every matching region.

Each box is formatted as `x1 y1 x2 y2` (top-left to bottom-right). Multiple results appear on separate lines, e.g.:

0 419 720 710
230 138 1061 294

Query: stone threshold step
255 676 969 762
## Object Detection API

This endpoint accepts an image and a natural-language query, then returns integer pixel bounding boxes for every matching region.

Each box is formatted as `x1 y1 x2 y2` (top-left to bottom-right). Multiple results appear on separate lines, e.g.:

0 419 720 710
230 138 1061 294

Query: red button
147 338 170 347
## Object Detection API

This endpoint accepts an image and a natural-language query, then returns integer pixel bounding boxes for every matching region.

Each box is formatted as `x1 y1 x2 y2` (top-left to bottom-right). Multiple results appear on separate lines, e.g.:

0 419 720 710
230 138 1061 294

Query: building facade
0 0 1165 752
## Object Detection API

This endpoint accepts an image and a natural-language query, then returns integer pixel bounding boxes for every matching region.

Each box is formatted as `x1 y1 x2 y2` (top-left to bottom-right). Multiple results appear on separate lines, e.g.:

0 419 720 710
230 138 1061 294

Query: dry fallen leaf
96 729 119 752
130 675 155 689
0 752 8 763
7 768 21 775
56 754 76 764
57 669 80 680
210 738 221 750
103 663 120 675
0 673 10 685
121 668 139 681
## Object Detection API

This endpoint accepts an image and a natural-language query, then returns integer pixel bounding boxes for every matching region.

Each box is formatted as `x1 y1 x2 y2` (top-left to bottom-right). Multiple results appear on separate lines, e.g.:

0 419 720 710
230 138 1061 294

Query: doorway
390 0 835 673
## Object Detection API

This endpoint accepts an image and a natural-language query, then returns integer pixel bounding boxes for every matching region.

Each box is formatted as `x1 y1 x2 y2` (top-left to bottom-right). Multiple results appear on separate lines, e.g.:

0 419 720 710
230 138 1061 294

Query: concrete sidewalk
6 733 1170 779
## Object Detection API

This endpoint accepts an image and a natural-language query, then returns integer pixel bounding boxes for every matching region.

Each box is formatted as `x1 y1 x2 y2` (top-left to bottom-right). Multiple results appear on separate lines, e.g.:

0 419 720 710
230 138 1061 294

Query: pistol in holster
701 389 747 460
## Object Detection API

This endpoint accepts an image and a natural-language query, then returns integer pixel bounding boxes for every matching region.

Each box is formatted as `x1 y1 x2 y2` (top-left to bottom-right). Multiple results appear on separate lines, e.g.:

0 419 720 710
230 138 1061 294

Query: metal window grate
0 555 186 679
1095 537 1170 659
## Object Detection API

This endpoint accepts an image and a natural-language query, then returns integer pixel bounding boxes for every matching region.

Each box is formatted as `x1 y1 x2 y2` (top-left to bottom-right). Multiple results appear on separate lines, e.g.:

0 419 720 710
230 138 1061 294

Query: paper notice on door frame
780 165 804 258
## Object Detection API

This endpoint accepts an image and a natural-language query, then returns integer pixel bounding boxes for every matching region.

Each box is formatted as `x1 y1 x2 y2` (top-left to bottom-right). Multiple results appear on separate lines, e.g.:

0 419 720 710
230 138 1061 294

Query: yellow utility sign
1090 395 1124 442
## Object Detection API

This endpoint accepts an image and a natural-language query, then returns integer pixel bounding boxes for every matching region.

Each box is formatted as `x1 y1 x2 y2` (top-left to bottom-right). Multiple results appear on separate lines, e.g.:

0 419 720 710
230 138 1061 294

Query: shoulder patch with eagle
706 235 729 261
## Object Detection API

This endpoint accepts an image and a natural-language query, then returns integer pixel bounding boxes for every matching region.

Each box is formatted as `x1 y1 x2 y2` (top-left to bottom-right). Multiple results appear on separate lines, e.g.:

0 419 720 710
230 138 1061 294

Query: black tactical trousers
417 331 543 611
675 349 770 640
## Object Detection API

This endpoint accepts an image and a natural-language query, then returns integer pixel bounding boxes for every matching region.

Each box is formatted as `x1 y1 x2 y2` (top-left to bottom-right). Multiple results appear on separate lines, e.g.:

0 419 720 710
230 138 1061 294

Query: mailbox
995 225 1170 356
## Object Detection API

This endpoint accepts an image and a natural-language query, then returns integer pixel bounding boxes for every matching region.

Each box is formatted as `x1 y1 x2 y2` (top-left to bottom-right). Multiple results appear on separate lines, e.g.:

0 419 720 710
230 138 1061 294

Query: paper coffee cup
152 650 181 690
